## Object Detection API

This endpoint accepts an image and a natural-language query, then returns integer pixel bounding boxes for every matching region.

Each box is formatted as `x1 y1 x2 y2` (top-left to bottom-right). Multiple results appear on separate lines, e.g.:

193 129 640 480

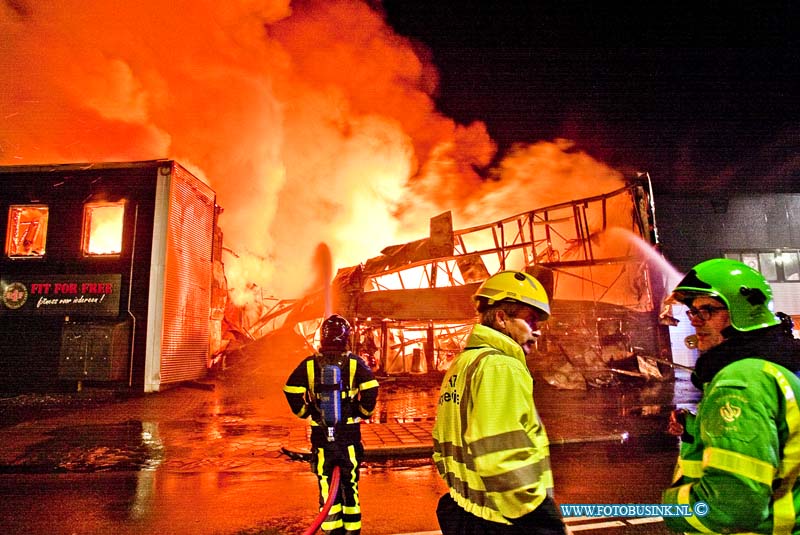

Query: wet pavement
0 366 698 472
283 369 698 461
0 332 701 534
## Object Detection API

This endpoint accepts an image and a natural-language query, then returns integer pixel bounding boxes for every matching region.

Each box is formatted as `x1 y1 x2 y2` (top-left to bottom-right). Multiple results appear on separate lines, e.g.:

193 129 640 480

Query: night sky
379 2 799 195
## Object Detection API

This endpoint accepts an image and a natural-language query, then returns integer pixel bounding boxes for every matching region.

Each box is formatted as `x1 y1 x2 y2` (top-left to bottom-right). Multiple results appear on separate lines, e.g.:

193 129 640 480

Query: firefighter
662 258 800 533
283 314 379 535
432 271 566 535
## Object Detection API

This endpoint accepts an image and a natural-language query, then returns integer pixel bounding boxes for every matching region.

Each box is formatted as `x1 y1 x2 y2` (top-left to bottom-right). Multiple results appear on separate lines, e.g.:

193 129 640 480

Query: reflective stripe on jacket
663 358 800 534
283 352 379 425
432 324 554 524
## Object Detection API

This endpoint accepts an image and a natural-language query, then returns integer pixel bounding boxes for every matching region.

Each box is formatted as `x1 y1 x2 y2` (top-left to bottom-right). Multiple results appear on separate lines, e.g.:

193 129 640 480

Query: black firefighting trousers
311 440 364 535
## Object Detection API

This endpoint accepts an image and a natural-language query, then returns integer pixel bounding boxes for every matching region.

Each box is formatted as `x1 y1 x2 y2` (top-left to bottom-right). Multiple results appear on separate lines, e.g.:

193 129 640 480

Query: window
759 253 778 281
741 253 759 272
724 250 800 283
780 252 800 281
82 202 125 256
5 205 49 258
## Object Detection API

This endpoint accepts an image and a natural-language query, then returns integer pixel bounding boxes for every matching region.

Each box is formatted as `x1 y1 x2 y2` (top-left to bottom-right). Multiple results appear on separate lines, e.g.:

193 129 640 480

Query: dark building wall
0 162 160 392
0 318 64 392
654 194 800 272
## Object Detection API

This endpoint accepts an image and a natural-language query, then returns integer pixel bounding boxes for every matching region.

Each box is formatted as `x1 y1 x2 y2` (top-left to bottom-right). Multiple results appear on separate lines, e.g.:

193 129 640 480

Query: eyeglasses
685 305 727 321
509 312 541 333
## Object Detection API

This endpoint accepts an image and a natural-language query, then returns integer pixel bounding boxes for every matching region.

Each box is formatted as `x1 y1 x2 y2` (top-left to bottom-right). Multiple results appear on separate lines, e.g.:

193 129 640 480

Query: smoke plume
0 0 625 303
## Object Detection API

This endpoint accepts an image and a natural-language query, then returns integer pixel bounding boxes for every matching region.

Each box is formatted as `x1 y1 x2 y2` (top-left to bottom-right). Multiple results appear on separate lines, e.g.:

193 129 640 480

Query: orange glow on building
0 2 628 304
5 205 49 257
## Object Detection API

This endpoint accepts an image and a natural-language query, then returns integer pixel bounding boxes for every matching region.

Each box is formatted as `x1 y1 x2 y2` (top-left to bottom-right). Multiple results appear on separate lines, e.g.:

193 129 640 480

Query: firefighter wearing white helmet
432 271 565 534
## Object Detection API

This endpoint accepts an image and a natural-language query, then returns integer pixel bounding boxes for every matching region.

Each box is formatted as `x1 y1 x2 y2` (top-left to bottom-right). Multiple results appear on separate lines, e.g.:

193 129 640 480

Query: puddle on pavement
4 420 163 473
369 381 439 424
0 380 444 475
2 418 295 474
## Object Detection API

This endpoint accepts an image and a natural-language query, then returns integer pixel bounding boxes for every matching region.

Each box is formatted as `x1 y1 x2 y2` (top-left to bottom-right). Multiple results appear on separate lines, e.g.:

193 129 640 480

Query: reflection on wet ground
1 377 446 475
3 421 164 473
0 435 677 535
368 376 440 423
0 371 696 475
0 328 697 535
3 418 298 474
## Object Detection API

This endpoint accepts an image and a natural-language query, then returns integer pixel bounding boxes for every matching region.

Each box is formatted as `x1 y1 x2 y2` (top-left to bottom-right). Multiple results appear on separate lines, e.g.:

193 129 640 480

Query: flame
6 205 49 256
83 203 125 255
1 0 625 301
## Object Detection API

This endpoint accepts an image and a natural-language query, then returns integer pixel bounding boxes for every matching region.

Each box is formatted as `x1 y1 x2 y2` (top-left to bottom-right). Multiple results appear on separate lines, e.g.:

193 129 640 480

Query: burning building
0 155 674 394
266 176 673 389
0 3 682 392
0 160 225 393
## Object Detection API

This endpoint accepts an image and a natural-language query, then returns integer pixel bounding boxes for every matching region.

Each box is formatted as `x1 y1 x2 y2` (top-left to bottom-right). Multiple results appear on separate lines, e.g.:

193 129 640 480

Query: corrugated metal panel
159 164 215 385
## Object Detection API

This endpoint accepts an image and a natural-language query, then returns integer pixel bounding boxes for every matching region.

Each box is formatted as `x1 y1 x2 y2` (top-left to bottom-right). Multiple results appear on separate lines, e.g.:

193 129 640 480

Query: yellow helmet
474 270 551 320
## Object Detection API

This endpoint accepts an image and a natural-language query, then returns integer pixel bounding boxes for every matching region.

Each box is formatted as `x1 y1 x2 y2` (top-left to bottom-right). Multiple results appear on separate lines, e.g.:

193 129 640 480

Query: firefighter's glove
306 403 322 422
668 408 695 443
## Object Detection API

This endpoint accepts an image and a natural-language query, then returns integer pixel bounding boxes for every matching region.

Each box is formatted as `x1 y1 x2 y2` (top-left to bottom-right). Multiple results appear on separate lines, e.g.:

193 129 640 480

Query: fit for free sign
1 274 122 317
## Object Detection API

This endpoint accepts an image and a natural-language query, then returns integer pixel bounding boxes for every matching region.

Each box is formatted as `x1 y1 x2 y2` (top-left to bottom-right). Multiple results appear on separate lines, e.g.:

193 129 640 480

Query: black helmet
321 314 351 350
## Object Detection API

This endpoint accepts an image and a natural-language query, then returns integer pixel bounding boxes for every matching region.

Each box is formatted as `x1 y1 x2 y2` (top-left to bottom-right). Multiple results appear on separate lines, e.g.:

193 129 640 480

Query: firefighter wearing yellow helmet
432 270 566 534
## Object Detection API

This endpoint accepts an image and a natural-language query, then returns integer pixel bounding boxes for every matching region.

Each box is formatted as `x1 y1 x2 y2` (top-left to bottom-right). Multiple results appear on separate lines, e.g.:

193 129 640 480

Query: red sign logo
2 282 29 310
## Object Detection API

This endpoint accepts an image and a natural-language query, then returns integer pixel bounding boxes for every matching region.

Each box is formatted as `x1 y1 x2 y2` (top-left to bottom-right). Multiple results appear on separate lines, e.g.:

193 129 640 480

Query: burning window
5 205 49 258
82 202 125 256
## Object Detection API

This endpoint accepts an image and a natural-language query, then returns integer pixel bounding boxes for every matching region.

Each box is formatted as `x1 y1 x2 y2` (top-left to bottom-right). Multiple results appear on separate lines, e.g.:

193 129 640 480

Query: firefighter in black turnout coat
284 314 380 535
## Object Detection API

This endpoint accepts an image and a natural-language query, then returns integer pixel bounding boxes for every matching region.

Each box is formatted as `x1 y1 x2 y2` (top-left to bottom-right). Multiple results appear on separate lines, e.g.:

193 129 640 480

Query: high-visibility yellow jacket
663 358 800 534
432 324 554 525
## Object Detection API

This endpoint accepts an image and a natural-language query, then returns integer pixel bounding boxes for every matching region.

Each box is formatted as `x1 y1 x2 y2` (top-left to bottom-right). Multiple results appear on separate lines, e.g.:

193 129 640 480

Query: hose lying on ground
302 465 341 535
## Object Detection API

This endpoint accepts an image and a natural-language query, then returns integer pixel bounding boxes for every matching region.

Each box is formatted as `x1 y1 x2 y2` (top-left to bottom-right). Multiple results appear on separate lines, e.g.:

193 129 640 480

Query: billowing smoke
0 0 624 304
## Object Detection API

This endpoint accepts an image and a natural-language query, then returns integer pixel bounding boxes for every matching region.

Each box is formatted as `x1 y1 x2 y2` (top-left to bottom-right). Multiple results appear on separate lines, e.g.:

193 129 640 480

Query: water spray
603 227 702 367
314 242 333 319
605 226 683 289
304 242 341 534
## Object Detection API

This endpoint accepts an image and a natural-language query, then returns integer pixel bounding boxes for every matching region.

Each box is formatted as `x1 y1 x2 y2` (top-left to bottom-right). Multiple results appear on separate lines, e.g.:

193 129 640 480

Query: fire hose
304 362 343 534
302 465 341 535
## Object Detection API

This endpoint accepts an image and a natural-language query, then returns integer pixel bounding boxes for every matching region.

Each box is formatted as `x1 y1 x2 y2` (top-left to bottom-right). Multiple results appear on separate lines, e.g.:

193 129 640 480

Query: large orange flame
0 0 625 302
